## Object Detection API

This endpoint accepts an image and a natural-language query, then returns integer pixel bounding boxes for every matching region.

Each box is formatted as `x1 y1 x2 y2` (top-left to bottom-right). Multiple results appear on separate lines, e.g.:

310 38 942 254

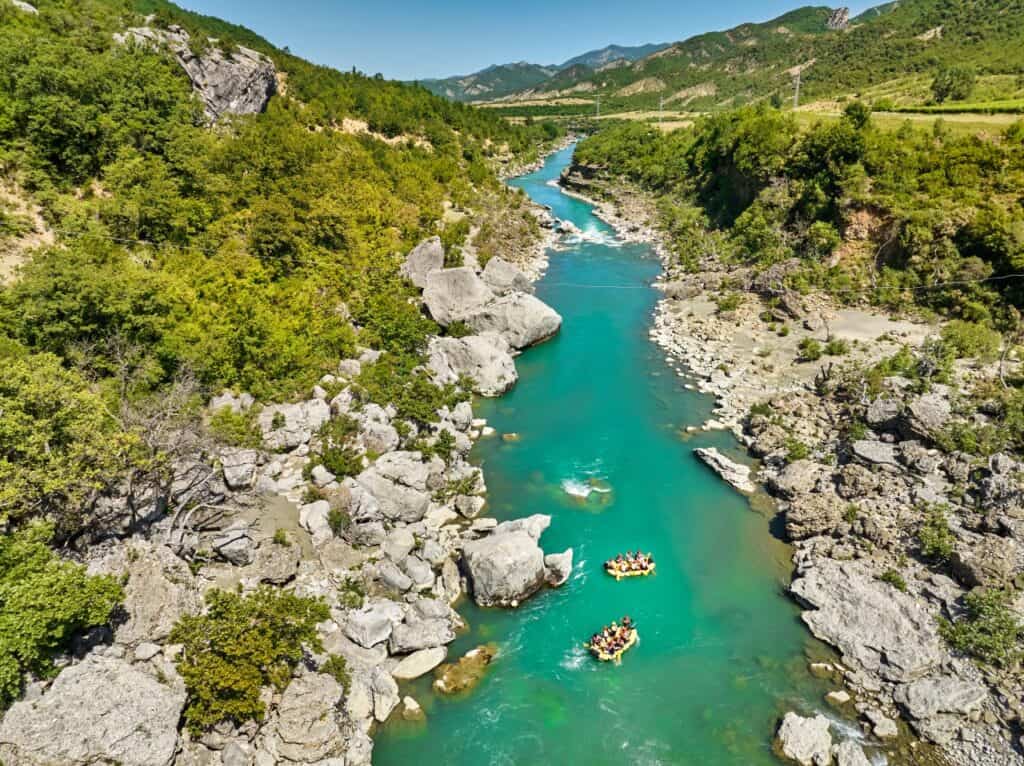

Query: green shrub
785 438 810 462
272 528 290 546
940 589 1022 666
0 353 139 530
208 406 261 449
879 569 908 592
918 505 955 563
843 504 859 524
715 292 743 314
312 415 363 480
327 508 350 536
824 338 849 356
749 401 773 418
0 523 123 709
940 321 1001 361
446 320 474 339
797 338 822 362
320 654 351 692
169 587 329 734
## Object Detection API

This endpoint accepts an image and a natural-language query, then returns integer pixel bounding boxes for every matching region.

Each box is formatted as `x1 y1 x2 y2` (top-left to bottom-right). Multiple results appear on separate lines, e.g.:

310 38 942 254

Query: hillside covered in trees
0 0 563 723
483 0 1024 115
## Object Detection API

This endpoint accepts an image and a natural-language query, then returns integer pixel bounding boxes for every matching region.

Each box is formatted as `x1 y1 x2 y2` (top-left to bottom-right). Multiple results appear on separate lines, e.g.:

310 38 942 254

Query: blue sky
178 0 879 81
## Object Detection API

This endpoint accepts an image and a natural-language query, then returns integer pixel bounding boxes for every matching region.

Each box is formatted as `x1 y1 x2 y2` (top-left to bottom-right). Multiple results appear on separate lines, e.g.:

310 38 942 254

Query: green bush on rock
169 587 329 734
0 522 123 709
940 589 1022 666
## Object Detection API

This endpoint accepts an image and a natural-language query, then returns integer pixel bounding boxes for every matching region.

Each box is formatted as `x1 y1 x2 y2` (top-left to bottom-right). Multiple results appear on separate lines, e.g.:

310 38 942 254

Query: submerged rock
694 447 756 493
433 644 497 695
0 654 186 766
774 712 832 766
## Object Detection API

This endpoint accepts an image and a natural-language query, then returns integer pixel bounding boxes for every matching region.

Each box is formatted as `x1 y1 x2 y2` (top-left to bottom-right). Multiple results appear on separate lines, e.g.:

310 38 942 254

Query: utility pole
793 68 801 110
596 95 600 119
659 96 664 127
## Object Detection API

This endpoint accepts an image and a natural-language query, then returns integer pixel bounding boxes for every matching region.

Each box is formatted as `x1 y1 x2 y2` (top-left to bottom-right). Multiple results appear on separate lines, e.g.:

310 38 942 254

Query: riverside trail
373 145 831 765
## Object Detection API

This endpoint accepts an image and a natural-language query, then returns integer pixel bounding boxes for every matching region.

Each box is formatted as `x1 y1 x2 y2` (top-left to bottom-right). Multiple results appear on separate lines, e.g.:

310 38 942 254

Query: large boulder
115 26 276 121
900 392 952 443
265 672 351 763
894 674 987 745
401 236 445 289
392 647 447 680
833 740 871 766
426 334 518 397
423 267 495 326
355 451 436 523
774 712 832 766
388 618 456 654
219 447 259 491
544 548 573 587
791 559 945 683
466 292 562 349
768 460 828 500
694 448 756 493
462 529 547 607
0 655 185 766
344 600 404 648
258 399 330 451
482 257 533 295
785 493 844 541
88 541 200 646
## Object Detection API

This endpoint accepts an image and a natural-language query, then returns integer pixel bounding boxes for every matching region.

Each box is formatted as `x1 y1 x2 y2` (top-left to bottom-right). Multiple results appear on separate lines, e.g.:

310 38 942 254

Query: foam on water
561 478 594 498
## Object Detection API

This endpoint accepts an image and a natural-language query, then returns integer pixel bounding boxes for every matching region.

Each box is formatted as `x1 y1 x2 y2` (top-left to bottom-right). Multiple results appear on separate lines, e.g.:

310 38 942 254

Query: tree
932 66 976 103
169 587 329 734
0 522 123 708
0 353 140 531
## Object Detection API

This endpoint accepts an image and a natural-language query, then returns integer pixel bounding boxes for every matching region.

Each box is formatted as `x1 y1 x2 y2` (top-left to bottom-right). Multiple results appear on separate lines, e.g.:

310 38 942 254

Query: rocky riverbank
0 233 581 766
559 163 1024 766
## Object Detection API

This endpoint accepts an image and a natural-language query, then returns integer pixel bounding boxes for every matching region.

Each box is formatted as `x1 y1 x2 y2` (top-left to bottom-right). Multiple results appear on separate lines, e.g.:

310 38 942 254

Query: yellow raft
585 629 639 663
604 562 656 580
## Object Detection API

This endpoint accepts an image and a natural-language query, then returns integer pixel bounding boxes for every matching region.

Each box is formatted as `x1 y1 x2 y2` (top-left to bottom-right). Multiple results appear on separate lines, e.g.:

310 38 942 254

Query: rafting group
585 616 638 663
603 550 655 579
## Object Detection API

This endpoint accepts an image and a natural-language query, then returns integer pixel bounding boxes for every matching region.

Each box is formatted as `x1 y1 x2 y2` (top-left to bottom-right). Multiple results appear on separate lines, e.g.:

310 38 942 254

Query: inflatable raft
585 629 638 663
604 562 656 580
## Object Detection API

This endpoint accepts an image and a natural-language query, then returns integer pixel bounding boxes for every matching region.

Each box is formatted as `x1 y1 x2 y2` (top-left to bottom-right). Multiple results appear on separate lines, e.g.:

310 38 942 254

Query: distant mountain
486 0 1024 111
417 42 670 103
419 62 558 102
558 43 670 71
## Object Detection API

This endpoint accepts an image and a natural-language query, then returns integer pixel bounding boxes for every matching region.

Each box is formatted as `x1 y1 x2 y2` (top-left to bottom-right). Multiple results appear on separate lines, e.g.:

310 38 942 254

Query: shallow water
373 146 829 765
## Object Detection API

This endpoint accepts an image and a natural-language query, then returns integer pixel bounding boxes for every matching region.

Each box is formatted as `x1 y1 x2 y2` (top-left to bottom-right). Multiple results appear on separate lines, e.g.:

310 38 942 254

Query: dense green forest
0 0 561 698
574 107 1024 328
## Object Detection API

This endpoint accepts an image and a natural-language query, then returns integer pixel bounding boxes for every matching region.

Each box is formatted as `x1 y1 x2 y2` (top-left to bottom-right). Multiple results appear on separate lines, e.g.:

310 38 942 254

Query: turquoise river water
373 146 834 765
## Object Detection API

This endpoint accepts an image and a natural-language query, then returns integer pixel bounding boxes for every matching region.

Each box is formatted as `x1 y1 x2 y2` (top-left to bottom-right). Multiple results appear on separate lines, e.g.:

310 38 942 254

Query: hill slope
488 0 1024 113
419 41 670 103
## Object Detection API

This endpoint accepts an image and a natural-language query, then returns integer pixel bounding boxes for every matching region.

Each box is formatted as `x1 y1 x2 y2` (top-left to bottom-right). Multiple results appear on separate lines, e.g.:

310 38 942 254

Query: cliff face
116 25 277 121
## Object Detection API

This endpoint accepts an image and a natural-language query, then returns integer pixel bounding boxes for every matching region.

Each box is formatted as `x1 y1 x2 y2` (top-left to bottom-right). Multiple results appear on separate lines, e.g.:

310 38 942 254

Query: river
373 145 830 765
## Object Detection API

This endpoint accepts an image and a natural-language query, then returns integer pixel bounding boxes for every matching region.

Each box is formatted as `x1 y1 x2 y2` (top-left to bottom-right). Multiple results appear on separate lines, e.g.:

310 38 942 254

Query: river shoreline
556 162 1024 766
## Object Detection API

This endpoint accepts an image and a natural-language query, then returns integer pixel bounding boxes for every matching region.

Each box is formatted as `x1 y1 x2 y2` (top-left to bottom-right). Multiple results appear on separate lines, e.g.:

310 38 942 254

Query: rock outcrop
0 655 186 766
466 291 562 349
826 7 850 31
426 334 518 397
774 712 832 766
423 267 495 326
461 515 552 607
694 447 756 493
482 257 533 295
791 559 944 683
400 236 444 288
115 26 277 121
